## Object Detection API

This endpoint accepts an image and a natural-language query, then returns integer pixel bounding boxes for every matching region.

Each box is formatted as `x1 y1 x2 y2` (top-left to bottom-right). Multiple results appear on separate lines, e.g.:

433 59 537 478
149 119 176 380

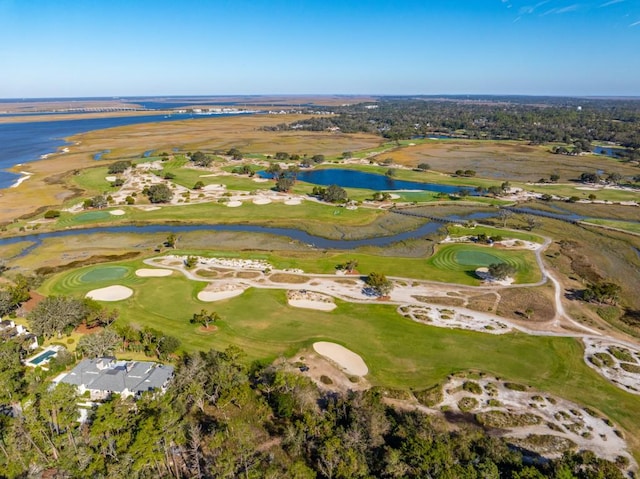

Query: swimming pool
29 349 58 365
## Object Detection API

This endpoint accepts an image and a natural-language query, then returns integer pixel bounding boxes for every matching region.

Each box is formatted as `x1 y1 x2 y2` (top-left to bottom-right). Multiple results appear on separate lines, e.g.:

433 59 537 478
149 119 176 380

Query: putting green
429 244 524 274
69 211 112 223
454 250 503 267
79 266 130 284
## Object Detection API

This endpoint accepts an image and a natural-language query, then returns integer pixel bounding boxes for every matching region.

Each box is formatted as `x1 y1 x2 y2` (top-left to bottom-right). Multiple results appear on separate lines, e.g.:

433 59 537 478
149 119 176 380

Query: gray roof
60 357 174 395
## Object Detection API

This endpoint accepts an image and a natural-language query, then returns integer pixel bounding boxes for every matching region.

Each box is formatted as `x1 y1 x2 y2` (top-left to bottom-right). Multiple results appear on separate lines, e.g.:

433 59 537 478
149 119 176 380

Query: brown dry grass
269 273 308 284
380 140 639 182
0 114 381 223
467 293 499 313
495 285 557 322
412 295 465 307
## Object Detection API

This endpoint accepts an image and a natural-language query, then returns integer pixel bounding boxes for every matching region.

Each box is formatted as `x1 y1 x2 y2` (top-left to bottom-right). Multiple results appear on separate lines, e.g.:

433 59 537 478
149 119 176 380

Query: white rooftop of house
59 357 173 396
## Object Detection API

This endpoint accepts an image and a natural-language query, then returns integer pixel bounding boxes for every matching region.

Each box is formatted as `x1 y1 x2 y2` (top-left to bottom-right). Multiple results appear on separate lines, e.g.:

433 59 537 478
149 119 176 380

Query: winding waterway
0 221 447 258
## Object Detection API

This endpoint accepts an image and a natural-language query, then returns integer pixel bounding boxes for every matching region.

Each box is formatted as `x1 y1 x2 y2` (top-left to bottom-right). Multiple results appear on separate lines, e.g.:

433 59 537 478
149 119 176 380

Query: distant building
0 319 38 350
57 357 174 400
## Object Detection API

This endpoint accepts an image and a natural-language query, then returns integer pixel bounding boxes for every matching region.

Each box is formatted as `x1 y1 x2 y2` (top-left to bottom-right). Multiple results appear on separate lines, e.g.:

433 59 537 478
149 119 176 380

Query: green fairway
38 269 640 446
454 250 505 266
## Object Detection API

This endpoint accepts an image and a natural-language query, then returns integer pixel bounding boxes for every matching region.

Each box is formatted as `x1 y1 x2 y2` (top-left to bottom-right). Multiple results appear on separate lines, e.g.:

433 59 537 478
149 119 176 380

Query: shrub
44 210 61 219
458 397 478 412
504 382 527 391
462 381 482 395
414 384 443 407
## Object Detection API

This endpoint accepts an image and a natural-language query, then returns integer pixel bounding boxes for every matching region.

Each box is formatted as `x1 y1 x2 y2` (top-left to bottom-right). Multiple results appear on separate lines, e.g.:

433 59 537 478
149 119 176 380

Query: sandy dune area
313 342 368 376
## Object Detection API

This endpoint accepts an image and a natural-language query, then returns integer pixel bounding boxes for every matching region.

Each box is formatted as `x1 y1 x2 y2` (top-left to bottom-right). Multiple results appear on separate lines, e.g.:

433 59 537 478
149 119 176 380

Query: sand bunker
313 342 368 376
198 289 245 301
135 268 173 277
290 299 336 311
284 198 302 205
109 209 126 216
105 176 117 182
198 283 247 302
86 285 133 301
253 198 272 205
288 290 336 311
202 184 225 192
226 201 242 207
140 206 161 211
252 177 269 183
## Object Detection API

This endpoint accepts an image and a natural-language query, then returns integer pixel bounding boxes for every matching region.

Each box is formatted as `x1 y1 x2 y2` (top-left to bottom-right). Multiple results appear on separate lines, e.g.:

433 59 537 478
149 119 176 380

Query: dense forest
269 97 640 156
0 342 628 478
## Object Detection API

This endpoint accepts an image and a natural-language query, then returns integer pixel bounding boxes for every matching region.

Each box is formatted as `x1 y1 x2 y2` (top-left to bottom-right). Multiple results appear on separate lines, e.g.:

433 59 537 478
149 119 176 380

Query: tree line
269 98 640 156
0 344 628 478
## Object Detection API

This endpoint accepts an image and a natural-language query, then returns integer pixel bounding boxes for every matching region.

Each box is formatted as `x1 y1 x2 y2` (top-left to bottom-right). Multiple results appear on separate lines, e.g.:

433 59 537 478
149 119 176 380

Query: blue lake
592 146 627 157
261 168 477 195
0 112 256 189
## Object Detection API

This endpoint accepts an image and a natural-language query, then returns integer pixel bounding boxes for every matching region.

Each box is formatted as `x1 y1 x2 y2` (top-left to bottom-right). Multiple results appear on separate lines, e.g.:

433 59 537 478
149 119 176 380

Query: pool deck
25 345 63 368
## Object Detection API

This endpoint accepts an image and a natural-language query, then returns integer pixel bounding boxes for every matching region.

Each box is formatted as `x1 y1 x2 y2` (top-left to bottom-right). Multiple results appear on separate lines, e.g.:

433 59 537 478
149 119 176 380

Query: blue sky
0 0 638 97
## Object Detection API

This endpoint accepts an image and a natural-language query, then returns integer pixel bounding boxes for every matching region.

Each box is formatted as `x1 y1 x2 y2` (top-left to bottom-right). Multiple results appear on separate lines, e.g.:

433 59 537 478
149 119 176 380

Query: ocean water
0 112 253 189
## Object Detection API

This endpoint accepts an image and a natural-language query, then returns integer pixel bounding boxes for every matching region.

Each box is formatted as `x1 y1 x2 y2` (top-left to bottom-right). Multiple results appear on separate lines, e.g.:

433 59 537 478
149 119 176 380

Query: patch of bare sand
198 283 247 302
226 200 242 207
135 268 173 277
109 209 126 216
105 175 117 182
85 285 133 301
253 197 272 205
313 342 368 376
288 290 336 311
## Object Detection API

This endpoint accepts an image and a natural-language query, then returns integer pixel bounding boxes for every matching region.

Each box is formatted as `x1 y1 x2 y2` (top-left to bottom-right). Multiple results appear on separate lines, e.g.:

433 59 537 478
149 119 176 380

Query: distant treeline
267 97 640 156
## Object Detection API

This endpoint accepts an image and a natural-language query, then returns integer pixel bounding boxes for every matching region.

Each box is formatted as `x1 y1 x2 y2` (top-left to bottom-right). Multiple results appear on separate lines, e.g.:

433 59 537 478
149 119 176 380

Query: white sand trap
388 193 400 199
198 289 245 301
141 206 161 211
313 342 368 376
105 175 117 182
253 198 272 205
226 200 242 207
284 198 302 205
109 209 126 216
252 177 269 183
135 268 173 277
86 285 133 301
202 184 225 191
289 299 337 311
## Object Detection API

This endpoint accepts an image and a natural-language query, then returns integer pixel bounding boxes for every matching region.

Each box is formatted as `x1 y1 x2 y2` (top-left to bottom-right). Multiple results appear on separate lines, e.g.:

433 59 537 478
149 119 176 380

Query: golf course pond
259 168 478 195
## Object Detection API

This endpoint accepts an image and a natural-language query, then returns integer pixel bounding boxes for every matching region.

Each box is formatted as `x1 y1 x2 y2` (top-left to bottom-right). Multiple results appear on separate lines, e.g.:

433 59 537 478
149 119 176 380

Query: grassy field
382 139 640 183
37 266 640 452
581 218 640 235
